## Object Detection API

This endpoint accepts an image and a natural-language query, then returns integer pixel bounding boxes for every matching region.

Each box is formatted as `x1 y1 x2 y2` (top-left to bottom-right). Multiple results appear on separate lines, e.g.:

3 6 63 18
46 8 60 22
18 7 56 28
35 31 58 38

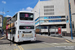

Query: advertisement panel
7 23 14 29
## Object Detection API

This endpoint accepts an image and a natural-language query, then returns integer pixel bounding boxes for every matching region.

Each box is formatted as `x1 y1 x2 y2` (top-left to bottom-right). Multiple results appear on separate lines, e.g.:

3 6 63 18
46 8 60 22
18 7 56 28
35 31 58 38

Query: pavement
0 33 2 38
63 36 75 43
0 34 19 50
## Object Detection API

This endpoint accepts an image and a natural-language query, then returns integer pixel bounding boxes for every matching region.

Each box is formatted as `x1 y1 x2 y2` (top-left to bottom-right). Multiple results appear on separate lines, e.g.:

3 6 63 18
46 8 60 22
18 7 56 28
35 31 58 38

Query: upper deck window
20 13 34 20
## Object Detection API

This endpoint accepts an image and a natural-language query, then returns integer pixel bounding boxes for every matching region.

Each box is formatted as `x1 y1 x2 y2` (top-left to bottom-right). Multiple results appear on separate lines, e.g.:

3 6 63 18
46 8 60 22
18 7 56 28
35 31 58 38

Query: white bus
6 11 36 42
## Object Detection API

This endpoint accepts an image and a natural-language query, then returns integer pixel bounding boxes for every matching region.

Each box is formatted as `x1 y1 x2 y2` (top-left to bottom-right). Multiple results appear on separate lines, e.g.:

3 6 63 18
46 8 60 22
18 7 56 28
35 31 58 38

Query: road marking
14 44 16 46
0 37 5 40
65 40 72 43
18 46 22 50
20 46 24 50
42 42 59 46
14 44 24 50
0 35 6 40
14 49 18 50
18 46 24 50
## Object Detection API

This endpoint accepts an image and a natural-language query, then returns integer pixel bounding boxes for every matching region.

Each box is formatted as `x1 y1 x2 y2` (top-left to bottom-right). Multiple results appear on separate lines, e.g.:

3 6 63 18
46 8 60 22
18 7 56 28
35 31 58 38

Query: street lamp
68 0 73 40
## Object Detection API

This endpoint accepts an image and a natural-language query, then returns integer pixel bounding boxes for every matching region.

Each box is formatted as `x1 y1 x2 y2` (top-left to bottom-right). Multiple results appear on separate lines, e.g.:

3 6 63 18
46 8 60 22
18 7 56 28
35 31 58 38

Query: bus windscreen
20 13 33 20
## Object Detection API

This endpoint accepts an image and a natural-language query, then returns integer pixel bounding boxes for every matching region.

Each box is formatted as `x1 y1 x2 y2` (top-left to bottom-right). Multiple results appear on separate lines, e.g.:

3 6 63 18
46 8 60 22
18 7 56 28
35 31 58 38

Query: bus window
20 13 33 20
12 14 17 21
19 26 34 29
11 28 16 34
7 29 10 34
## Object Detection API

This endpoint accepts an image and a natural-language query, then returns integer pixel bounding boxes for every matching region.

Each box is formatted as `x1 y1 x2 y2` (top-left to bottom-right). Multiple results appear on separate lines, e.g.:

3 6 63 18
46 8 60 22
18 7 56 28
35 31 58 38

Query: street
0 0 75 50
0 34 75 50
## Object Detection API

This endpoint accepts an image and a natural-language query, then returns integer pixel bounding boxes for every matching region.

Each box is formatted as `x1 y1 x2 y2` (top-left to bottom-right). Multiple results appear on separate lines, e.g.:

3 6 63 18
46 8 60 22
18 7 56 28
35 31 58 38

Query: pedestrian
0 30 1 34
2 29 4 36
4 30 6 34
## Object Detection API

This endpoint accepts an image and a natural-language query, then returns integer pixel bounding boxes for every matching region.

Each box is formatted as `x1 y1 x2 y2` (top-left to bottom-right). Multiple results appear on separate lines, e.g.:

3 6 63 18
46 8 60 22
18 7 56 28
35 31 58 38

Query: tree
3 17 7 30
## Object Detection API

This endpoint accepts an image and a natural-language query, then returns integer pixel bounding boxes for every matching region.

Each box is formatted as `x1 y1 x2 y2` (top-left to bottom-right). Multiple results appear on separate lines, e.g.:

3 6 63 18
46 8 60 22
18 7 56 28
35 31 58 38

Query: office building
32 0 74 36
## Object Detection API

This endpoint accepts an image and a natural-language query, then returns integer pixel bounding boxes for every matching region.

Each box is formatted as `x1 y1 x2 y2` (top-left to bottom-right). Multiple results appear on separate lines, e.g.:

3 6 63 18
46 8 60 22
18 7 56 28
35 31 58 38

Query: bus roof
18 11 34 13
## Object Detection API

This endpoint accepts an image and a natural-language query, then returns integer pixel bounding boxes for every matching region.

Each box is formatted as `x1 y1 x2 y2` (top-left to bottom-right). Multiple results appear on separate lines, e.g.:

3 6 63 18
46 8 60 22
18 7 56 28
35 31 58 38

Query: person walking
0 30 1 34
2 29 4 36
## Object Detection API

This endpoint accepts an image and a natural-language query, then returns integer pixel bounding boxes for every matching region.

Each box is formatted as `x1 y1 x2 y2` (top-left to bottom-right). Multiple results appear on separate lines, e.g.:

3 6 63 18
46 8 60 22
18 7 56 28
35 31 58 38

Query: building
0 15 3 31
70 0 75 36
32 0 73 36
6 16 11 20
70 0 75 30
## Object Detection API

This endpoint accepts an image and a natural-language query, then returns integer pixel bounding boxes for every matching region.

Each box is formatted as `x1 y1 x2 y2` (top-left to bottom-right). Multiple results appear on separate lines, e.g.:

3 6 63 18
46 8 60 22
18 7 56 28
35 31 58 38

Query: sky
0 0 49 17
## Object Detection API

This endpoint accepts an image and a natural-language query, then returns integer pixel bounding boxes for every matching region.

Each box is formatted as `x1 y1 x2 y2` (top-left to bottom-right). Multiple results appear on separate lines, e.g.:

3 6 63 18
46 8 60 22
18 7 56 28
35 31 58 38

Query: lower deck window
19 26 34 29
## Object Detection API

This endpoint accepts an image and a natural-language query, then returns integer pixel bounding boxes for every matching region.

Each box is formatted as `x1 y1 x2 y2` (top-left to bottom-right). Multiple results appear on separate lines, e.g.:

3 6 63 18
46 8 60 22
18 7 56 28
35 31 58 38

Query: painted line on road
14 44 24 50
18 46 22 50
42 42 59 46
14 44 16 46
18 46 24 50
0 37 5 40
19 46 24 50
0 35 6 40
65 40 72 43
14 48 18 50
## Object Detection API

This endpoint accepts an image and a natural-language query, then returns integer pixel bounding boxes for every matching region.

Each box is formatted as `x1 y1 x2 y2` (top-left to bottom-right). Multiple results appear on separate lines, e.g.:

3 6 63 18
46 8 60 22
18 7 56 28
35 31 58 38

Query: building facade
70 0 75 32
32 0 73 36
0 15 3 30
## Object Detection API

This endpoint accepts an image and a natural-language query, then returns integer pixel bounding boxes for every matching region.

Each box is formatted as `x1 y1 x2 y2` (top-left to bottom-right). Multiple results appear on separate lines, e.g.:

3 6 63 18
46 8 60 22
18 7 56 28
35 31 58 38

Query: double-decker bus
6 11 36 42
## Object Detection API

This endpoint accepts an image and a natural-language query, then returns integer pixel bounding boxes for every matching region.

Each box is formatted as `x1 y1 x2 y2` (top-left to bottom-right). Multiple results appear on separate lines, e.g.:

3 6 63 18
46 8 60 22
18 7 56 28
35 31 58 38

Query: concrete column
47 26 50 36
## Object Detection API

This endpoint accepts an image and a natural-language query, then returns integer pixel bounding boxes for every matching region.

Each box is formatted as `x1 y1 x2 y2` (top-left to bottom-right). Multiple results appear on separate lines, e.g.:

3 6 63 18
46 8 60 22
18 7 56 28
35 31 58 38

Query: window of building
44 9 54 12
48 19 65 22
44 5 54 15
44 17 48 19
41 26 47 29
44 13 54 15
50 24 66 28
35 21 39 25
40 20 44 23
35 17 39 21
0 18 1 23
44 20 49 22
44 5 54 8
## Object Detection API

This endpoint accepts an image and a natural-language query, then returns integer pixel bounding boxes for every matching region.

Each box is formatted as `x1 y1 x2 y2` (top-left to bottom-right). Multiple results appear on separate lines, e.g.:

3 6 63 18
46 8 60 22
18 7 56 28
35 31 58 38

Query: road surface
0 34 75 50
